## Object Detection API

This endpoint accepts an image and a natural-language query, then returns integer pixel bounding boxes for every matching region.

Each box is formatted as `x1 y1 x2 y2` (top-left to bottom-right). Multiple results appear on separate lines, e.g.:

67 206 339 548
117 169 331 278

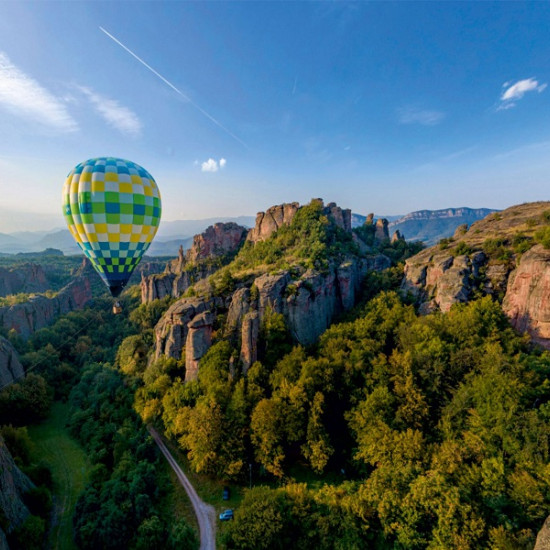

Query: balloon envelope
62 157 161 297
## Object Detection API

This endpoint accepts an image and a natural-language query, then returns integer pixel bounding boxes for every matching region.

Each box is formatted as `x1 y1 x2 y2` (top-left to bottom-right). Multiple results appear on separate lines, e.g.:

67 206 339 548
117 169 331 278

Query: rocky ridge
0 276 92 339
141 223 248 302
401 201 550 348
152 199 393 380
0 264 48 297
0 337 24 388
0 435 35 548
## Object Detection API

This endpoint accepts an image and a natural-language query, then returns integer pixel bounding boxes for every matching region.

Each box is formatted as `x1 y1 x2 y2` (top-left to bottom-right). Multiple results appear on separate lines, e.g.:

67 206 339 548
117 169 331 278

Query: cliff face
401 202 550 348
0 264 48 297
247 200 352 244
141 223 248 303
0 276 92 339
154 254 391 377
0 435 35 544
247 203 300 243
402 250 489 314
502 245 550 349
535 515 550 550
0 337 24 388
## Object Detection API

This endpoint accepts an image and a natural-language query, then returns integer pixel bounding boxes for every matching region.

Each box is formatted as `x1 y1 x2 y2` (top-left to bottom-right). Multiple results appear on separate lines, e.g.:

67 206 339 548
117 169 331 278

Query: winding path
148 427 217 550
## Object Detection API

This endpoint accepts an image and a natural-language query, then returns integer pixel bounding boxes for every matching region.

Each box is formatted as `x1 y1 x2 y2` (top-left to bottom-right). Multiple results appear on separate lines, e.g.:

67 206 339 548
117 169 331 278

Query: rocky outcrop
141 264 217 303
185 311 216 381
0 435 34 541
240 311 259 372
0 337 24 388
186 223 247 264
502 245 550 349
154 253 391 374
142 223 247 303
0 264 48 297
391 230 404 243
247 203 300 243
247 200 352 244
535 515 550 550
375 219 389 243
402 250 488 313
0 276 91 339
154 297 221 360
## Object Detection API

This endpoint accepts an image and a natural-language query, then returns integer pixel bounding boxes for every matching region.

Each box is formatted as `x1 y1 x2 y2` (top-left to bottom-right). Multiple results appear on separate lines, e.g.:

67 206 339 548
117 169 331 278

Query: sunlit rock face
503 245 550 349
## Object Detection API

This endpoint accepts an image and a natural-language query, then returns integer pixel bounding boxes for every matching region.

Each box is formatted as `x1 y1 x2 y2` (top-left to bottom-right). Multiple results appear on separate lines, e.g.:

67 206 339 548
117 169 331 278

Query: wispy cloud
0 51 77 132
78 85 141 137
397 107 445 126
498 77 547 110
201 157 227 172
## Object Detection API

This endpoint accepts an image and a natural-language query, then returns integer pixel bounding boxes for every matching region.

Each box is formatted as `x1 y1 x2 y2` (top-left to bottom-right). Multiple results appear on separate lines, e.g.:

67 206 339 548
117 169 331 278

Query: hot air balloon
62 157 161 303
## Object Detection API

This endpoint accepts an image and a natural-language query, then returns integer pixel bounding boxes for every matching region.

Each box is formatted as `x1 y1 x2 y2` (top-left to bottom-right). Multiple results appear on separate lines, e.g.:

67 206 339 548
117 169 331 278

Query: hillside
402 201 550 346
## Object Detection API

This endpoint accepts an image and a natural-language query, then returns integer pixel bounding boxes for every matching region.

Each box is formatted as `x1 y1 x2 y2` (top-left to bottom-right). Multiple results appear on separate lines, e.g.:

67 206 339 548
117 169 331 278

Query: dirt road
148 427 217 550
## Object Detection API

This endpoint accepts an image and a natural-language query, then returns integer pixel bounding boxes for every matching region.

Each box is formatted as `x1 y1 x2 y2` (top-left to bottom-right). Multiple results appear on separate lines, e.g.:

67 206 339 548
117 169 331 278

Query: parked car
222 486 230 500
219 509 234 521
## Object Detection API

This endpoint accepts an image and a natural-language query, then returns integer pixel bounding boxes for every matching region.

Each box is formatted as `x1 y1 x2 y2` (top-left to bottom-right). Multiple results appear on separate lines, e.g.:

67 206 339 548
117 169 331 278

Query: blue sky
0 1 549 232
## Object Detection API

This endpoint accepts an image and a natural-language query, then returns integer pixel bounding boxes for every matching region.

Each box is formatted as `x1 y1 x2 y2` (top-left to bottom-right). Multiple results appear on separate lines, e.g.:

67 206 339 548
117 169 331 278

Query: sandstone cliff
401 201 550 348
502 245 550 349
535 515 550 550
247 200 352 243
154 254 391 377
141 223 248 303
0 337 24 388
0 276 92 339
0 264 48 297
0 435 35 546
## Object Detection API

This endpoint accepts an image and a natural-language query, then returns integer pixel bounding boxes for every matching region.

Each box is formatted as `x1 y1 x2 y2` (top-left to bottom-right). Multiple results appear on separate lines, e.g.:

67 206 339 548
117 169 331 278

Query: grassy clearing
28 402 90 550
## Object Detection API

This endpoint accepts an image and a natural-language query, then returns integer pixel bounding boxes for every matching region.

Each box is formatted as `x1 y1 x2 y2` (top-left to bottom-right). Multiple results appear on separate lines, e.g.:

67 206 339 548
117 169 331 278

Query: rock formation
141 223 248 303
186 223 248 264
240 311 259 372
185 310 215 381
391 230 404 243
0 264 48 297
0 435 35 546
153 254 391 374
247 200 352 244
502 245 550 349
374 219 389 243
401 202 550 348
0 337 24 388
0 276 91 339
535 515 550 550
247 202 300 243
154 297 221 360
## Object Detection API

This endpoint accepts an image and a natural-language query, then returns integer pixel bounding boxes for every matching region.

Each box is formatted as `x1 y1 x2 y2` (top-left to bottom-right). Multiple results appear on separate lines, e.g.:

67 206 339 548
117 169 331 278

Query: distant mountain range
388 207 498 245
0 208 496 256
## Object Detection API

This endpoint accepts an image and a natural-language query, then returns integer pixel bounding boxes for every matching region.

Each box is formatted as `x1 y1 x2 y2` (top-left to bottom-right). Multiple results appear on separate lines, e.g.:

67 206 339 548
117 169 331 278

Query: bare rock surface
0 337 24 388
0 276 91 339
0 435 34 539
503 245 550 349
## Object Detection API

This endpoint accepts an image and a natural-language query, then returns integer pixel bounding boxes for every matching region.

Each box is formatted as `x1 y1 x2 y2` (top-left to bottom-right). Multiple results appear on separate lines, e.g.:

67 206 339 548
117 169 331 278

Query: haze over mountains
0 208 495 256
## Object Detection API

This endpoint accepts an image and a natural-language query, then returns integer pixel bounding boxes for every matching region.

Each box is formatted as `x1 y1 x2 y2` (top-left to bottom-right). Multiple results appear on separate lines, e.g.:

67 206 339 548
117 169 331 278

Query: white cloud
78 85 141 137
201 157 227 172
397 107 445 126
501 78 547 101
0 51 77 132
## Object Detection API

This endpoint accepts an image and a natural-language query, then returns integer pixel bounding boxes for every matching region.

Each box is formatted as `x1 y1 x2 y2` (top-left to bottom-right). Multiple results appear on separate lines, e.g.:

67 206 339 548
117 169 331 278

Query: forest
1 202 550 549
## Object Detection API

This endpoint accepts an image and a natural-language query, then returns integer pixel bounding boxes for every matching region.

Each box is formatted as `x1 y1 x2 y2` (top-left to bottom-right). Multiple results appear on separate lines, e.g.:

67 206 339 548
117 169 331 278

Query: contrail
99 26 248 148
